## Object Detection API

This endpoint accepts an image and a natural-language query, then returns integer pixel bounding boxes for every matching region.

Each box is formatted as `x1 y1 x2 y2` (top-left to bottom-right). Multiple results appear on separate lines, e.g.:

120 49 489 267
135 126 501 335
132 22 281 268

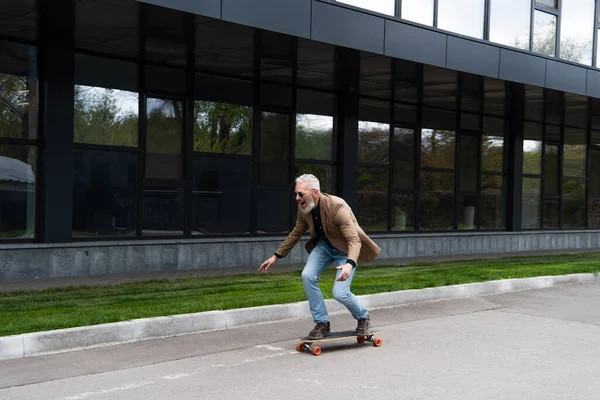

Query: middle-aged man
259 174 381 340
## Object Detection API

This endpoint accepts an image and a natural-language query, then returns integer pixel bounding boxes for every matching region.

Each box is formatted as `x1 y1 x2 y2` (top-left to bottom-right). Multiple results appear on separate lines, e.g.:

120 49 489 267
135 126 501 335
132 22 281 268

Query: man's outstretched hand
259 255 277 273
335 263 353 281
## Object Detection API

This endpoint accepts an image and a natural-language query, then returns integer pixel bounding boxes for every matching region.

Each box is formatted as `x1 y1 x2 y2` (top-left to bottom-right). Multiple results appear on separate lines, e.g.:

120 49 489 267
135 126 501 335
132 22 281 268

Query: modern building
2 0 600 281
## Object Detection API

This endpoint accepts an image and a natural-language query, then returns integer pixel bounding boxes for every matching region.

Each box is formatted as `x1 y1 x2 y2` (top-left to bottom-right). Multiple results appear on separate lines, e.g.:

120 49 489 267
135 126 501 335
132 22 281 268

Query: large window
521 88 592 230
145 98 184 182
489 0 531 50
420 108 456 230
353 63 506 233
0 41 38 240
560 0 594 66
437 0 485 39
193 101 252 155
194 74 253 235
295 89 335 194
336 0 395 16
72 54 139 238
589 129 600 228
392 128 416 231
533 10 557 57
543 131 560 228
357 98 390 231
401 0 434 26
562 127 586 228
522 121 543 228
192 158 251 235
73 150 137 236
391 60 419 232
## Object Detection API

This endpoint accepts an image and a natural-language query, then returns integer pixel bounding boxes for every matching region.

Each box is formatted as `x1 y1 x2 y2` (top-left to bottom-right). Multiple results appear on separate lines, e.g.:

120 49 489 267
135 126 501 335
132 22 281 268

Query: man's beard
299 200 315 215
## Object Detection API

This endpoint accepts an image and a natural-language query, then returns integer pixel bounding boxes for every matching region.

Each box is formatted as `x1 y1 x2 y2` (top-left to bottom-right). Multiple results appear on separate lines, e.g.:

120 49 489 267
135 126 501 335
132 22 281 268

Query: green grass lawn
1 253 600 337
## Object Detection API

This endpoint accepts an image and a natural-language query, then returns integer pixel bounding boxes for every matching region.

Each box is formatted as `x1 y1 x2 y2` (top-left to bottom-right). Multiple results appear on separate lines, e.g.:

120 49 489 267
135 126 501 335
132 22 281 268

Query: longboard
296 329 383 356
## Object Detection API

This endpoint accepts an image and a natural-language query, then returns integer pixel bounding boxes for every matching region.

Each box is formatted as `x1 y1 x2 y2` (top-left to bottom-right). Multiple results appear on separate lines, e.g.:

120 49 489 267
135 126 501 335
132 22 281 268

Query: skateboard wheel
296 343 305 352
357 336 366 344
373 338 382 347
312 346 322 356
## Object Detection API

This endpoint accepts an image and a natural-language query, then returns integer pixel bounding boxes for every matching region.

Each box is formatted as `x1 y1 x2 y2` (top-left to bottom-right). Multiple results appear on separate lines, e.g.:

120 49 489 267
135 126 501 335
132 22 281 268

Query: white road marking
254 345 288 352
295 378 323 385
162 373 190 380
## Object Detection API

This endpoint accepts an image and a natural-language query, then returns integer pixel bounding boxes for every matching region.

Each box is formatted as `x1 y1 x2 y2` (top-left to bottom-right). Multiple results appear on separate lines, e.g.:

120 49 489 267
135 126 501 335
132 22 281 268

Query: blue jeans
301 240 369 323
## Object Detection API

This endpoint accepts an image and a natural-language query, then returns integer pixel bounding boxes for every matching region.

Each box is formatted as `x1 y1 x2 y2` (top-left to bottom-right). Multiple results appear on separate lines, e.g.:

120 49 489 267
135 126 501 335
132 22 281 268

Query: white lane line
254 345 288 352
162 373 191 380
295 378 323 385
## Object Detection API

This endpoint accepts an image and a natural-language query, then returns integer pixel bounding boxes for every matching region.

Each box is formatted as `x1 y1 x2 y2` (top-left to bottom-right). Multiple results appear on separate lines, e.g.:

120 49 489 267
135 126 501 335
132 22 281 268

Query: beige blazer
275 194 381 264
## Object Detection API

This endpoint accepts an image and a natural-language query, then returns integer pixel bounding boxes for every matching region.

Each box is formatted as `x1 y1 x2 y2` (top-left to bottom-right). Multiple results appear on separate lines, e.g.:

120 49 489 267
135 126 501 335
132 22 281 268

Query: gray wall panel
312 1 384 54
384 20 446 68
222 0 311 39
545 60 587 95
499 49 546 87
587 69 600 98
2 232 600 281
446 37 499 78
137 0 221 19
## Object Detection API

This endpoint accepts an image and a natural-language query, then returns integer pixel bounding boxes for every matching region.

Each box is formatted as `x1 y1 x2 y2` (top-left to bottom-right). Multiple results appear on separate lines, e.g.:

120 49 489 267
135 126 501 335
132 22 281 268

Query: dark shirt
310 201 332 248
275 201 356 268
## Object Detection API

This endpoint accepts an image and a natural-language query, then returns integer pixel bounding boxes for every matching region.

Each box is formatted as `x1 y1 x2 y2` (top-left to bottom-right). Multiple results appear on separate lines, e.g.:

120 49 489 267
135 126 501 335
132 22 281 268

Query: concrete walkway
2 281 600 399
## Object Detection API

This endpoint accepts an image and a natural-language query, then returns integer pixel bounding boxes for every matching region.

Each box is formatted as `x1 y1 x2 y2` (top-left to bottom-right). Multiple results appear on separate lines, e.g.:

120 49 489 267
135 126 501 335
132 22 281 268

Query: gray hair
295 174 320 191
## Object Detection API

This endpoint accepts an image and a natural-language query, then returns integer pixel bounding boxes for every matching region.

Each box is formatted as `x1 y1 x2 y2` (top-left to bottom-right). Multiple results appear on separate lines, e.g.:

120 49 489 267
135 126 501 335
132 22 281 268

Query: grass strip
1 253 599 337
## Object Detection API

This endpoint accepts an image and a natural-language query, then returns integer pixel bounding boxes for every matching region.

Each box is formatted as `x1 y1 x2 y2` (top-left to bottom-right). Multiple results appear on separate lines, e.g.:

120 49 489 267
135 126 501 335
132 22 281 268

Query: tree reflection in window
74 85 138 147
296 114 333 160
358 121 390 164
193 101 252 155
559 0 594 66
146 98 183 181
0 73 37 140
532 11 556 57
421 129 455 169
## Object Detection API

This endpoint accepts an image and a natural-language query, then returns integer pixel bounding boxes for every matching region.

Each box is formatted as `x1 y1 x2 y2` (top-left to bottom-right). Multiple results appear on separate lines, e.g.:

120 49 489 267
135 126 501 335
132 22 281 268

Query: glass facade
335 0 600 68
6 0 600 245
521 86 594 229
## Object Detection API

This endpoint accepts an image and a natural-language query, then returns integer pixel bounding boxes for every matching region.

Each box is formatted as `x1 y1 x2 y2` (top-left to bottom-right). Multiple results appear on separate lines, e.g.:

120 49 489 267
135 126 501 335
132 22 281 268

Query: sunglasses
293 189 313 198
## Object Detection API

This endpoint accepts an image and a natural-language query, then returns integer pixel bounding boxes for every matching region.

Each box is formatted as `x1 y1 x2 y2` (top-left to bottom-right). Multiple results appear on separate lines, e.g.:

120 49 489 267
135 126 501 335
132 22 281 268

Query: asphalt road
1 281 600 399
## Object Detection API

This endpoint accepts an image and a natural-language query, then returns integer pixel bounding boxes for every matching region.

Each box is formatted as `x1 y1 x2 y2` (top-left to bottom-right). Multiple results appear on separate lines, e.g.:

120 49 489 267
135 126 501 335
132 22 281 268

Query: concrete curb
1 273 598 361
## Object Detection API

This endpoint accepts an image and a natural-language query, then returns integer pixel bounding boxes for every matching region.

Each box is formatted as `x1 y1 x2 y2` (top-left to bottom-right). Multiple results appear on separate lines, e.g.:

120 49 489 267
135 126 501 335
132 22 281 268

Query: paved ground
1 281 599 399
